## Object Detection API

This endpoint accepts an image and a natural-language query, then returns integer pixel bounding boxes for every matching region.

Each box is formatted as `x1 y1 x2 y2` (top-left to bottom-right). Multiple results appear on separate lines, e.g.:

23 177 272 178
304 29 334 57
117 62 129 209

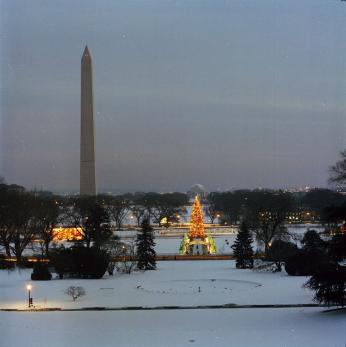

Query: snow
0 253 343 346
1 308 345 347
154 236 235 254
0 261 313 309
23 224 323 257
135 225 324 255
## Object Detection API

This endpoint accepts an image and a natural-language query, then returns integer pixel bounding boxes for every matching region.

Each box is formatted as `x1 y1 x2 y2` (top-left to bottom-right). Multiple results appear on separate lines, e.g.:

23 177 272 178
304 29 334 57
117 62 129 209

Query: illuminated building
52 227 83 241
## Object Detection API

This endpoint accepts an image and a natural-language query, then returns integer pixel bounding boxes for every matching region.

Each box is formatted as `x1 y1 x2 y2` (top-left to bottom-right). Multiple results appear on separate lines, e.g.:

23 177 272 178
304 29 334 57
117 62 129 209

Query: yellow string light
188 195 205 239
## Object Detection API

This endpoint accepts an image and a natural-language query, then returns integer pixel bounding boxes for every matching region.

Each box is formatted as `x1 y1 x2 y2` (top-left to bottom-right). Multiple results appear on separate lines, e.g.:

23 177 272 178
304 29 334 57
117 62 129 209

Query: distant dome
188 184 208 200
190 184 207 193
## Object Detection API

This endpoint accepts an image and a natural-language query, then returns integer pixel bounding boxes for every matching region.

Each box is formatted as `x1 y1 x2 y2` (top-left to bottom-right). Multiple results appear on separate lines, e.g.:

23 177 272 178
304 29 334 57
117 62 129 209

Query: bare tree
0 189 59 260
329 150 346 186
106 196 130 230
65 286 86 301
101 235 122 275
130 205 147 227
6 191 37 263
203 204 218 224
66 196 111 249
32 195 62 256
133 193 188 227
64 196 94 248
245 191 293 257
115 240 137 274
0 184 25 256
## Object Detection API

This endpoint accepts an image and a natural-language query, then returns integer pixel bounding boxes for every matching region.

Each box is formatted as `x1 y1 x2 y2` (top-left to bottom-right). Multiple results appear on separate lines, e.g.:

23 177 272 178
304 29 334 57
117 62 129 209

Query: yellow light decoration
52 227 83 241
160 217 168 225
188 196 205 239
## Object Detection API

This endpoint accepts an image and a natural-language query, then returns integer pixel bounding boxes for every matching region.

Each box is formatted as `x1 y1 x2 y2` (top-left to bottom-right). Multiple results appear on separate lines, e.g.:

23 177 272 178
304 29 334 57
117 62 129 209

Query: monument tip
82 45 90 58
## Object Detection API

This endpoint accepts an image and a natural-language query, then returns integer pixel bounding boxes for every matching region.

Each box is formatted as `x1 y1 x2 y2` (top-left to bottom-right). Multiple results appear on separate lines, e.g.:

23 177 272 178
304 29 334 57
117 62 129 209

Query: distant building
188 184 208 200
52 227 83 241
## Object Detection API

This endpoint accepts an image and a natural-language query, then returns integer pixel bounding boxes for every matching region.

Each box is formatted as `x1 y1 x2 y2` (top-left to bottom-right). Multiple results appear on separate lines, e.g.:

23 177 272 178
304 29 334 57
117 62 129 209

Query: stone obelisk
80 46 96 195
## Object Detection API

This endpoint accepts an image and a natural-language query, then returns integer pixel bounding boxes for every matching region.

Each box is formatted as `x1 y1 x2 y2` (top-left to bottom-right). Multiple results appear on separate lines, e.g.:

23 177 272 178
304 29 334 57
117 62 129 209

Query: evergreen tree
84 202 112 250
268 240 298 272
304 262 346 307
231 222 254 268
329 231 346 262
301 229 325 253
189 195 205 239
304 223 346 306
136 218 156 270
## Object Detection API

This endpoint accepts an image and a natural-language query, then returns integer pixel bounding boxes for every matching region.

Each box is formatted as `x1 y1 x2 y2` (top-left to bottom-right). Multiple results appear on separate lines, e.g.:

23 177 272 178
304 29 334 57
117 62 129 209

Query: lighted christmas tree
188 195 205 239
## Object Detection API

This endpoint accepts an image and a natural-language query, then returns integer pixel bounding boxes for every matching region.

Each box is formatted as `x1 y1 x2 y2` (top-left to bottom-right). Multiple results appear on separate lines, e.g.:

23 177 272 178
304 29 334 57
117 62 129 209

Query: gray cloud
1 0 346 192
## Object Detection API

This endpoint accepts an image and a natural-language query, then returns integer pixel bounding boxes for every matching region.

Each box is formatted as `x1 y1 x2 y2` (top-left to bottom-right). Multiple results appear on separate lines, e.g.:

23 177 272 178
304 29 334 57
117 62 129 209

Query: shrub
304 262 346 307
31 262 52 281
285 249 329 276
17 259 35 269
301 230 325 252
329 232 346 261
115 241 137 274
267 240 298 272
51 247 75 279
65 286 86 301
51 246 109 279
0 255 15 270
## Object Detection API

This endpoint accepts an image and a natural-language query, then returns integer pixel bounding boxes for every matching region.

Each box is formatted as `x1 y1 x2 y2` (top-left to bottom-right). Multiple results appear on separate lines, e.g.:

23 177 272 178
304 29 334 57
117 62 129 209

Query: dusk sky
1 0 346 193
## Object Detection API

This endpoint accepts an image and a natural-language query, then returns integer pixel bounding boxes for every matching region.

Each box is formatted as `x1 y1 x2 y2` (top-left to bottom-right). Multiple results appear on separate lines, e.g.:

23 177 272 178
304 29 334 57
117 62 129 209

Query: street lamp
26 284 33 308
122 245 126 263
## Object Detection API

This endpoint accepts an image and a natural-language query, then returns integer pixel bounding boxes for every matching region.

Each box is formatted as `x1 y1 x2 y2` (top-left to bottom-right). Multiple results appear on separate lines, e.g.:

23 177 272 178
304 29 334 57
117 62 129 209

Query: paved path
1 303 335 312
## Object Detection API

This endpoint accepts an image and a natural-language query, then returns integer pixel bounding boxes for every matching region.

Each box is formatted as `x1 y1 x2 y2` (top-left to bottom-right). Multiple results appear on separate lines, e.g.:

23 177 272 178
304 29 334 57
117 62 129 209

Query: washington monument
80 46 96 195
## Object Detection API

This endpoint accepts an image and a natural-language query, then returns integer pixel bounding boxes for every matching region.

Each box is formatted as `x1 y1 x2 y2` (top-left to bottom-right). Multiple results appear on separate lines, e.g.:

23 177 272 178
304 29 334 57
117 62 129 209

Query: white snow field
1 261 313 309
1 308 345 347
0 260 345 346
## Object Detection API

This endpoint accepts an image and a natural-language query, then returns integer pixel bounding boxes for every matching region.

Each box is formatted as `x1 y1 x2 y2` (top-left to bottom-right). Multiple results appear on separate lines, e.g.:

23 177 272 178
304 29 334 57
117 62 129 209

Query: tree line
0 183 158 279
205 188 346 225
0 185 187 262
1 184 346 262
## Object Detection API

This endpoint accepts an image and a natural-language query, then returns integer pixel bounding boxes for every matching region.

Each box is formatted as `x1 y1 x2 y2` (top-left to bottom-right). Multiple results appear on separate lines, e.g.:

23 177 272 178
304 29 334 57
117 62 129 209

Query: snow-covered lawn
1 308 344 347
1 260 344 347
1 261 313 309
